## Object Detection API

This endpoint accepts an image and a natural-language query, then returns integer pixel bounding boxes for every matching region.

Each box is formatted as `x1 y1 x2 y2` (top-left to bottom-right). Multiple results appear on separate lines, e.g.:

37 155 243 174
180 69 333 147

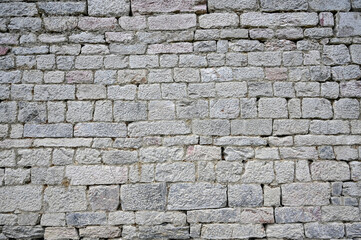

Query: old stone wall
0 0 361 239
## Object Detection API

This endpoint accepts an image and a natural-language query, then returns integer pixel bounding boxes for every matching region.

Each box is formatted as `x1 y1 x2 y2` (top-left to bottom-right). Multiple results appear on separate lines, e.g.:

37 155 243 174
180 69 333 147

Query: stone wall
0 0 361 239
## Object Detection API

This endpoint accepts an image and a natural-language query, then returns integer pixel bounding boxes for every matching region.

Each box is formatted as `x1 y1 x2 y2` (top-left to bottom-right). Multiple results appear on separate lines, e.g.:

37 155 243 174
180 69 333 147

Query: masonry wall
0 0 361 239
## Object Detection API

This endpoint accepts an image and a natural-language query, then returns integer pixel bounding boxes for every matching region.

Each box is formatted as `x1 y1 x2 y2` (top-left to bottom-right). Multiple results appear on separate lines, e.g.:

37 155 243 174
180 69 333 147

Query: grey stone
121 183 167 210
224 147 254 161
187 208 240 223
322 206 360 221
66 165 127 185
88 0 129 16
139 225 189 239
38 2 86 15
266 224 304 239
156 162 195 182
210 99 240 119
261 0 308 11
168 183 226 210
193 119 230 136
0 186 42 212
334 98 360 119
259 98 288 118
216 161 243 183
275 207 321 223
129 121 191 136
24 124 73 138
44 227 79 240
136 211 186 226
309 0 350 11
66 212 106 226
242 161 274 183
0 3 37 17
149 14 196 30
199 13 239 28
305 222 345 239
231 119 272 136
74 123 126 137
44 186 87 212
114 101 147 121
323 44 351 65
2 226 44 239
89 185 119 211
282 183 330 206
302 98 333 119
228 184 263 207
176 100 209 119
242 12 318 27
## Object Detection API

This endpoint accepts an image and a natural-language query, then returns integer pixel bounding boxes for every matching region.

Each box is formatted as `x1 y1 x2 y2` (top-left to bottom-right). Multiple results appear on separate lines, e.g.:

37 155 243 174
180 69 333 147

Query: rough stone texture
0 1 360 239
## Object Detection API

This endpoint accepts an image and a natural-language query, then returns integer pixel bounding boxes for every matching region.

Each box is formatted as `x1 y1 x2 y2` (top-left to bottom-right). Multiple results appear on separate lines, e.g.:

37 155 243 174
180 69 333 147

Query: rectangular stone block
199 13 239 28
193 119 230 136
305 222 345 239
148 42 193 54
241 12 318 27
88 0 129 16
275 207 321 223
0 186 42 212
187 208 240 223
128 121 191 137
155 162 195 182
44 227 79 240
282 183 330 206
74 123 126 137
322 206 360 222
131 0 206 14
266 224 304 239
228 184 263 207
148 14 196 30
66 212 106 226
135 211 186 226
121 183 167 210
168 183 226 210
336 13 361 37
260 0 308 11
65 165 127 185
309 0 351 11
208 0 258 11
0 3 37 16
24 124 72 138
38 2 86 15
34 85 75 100
231 119 272 136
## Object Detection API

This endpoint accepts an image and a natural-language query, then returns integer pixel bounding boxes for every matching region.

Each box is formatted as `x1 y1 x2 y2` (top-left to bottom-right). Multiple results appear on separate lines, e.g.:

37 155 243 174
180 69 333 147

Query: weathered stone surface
66 165 127 185
266 224 304 239
168 183 227 210
44 227 78 240
322 206 360 221
149 14 196 30
2 226 44 239
187 208 240 223
155 162 195 182
282 183 330 206
228 184 263 207
305 222 345 239
260 0 308 11
241 12 318 27
88 0 129 16
44 187 87 212
336 13 361 37
74 123 127 137
0 186 42 212
242 161 274 183
121 183 167 210
88 185 119 211
66 212 106 226
275 207 321 223
311 161 350 181
129 121 191 136
132 0 206 14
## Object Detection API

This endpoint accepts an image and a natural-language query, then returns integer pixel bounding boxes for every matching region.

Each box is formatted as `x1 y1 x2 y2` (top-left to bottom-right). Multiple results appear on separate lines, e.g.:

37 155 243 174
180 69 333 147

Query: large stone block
228 184 263 207
0 186 42 212
65 165 127 185
88 0 129 16
44 186 87 212
336 12 361 37
121 183 167 210
168 183 227 210
282 183 330 206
